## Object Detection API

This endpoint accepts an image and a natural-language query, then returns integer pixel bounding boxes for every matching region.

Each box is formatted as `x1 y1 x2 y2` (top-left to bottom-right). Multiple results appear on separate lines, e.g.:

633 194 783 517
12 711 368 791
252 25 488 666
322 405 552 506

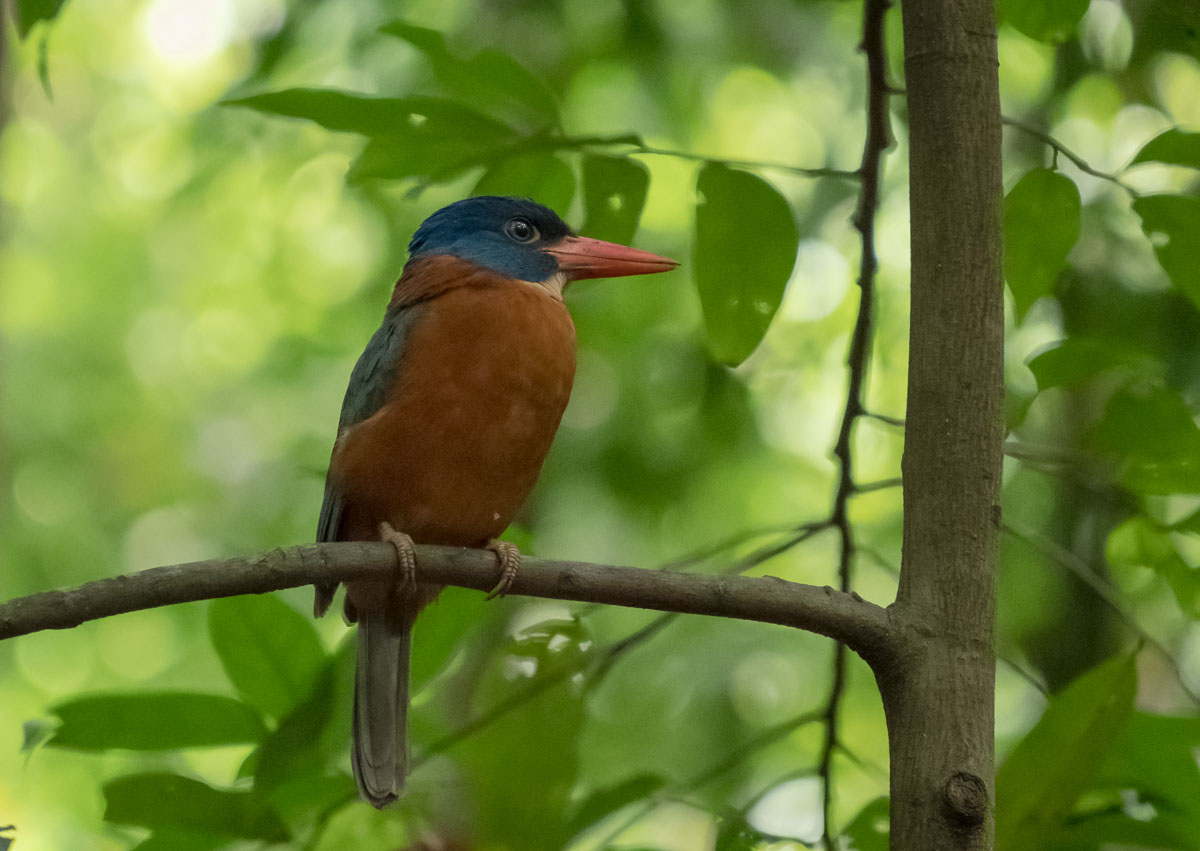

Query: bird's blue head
406 196 678 284
407 196 572 283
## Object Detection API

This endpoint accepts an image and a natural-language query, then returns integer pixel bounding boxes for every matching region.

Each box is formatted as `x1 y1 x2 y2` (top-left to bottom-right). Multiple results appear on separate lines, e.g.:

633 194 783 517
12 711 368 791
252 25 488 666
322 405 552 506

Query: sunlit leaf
581 154 650 246
1171 507 1200 535
380 21 559 128
842 796 889 851
999 0 1089 42
104 773 289 841
714 812 774 851
1026 338 1158 390
1004 169 1081 318
1107 516 1199 617
1133 194 1200 309
209 595 327 720
995 654 1137 851
1130 128 1200 170
567 774 665 836
15 0 68 38
456 619 594 850
1096 713 1200 830
693 163 798 365
225 88 515 140
473 153 576 215
49 693 264 751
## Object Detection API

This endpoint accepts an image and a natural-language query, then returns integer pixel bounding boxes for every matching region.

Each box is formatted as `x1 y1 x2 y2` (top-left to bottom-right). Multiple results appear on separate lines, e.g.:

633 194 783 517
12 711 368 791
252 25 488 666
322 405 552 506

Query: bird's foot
484 539 521 600
379 522 418 597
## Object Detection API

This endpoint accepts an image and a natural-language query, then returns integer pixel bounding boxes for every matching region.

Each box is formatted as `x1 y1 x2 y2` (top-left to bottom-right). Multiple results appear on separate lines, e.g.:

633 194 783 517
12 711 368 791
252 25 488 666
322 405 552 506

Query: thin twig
818 0 895 845
418 523 835 765
1002 117 1138 196
589 711 825 848
854 476 903 494
631 144 859 180
864 411 905 427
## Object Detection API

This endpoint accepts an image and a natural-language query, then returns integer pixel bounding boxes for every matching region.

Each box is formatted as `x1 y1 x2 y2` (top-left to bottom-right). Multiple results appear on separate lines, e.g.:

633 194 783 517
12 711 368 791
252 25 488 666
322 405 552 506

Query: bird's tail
352 605 414 808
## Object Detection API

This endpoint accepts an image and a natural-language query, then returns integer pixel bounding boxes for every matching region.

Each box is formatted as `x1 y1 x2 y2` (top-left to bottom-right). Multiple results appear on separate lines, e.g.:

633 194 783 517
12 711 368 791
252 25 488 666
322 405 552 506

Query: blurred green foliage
1 0 1199 849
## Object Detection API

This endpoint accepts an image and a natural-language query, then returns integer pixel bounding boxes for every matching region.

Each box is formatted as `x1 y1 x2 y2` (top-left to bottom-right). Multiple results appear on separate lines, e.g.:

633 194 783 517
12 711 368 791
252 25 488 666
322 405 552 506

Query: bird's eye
504 217 539 243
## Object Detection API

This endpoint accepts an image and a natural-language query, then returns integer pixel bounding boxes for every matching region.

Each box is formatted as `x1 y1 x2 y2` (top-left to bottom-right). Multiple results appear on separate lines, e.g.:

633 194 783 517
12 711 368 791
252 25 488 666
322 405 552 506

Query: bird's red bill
546 236 678 280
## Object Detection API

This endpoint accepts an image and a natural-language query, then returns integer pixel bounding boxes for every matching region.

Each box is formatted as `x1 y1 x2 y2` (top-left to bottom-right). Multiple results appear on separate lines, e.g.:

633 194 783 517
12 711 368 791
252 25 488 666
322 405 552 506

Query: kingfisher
314 195 677 807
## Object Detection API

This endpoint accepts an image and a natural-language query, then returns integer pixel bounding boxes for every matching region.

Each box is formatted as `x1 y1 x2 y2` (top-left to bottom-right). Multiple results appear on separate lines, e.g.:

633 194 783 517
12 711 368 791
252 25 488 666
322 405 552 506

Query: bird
314 195 677 808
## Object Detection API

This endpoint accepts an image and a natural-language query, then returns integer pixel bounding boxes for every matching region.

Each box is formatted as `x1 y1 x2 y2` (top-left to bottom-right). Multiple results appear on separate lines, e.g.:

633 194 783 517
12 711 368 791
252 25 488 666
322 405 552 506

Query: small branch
630 144 860 180
864 410 905 427
0 542 894 663
817 0 895 845
1002 440 1086 466
419 523 834 764
1002 117 1138 196
504 130 862 181
854 476 903 494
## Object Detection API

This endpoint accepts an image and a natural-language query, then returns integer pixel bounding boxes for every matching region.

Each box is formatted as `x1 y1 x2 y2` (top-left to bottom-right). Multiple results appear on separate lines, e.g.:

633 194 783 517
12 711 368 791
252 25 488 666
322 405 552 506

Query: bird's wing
314 304 426 615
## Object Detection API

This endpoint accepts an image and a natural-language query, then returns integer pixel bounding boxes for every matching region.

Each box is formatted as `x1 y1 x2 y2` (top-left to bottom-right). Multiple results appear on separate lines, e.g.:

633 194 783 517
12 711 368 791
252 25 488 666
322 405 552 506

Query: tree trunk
883 0 1003 848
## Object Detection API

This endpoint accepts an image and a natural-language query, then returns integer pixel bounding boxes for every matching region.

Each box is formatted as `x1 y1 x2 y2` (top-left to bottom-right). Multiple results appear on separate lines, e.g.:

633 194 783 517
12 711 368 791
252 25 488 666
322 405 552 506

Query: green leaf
131 831 227 851
1133 194 1200 309
714 812 774 851
49 692 264 751
209 595 327 720
841 796 889 851
252 658 341 796
1130 128 1200 170
379 22 559 128
456 619 594 851
1089 386 1200 494
1107 516 1200 617
473 153 576 216
225 88 515 141
999 0 1089 42
580 154 651 246
21 718 55 754
1098 713 1200 825
1004 169 1081 318
1053 812 1200 851
409 586 483 694
693 164 798 365
348 133 507 184
568 774 665 836
104 773 289 841
1026 338 1158 390
1171 507 1200 535
15 0 68 38
995 654 1137 851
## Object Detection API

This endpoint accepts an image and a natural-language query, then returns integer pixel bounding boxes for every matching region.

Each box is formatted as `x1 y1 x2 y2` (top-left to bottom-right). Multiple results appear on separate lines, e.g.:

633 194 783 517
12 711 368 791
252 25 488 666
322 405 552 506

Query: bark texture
885 0 1004 847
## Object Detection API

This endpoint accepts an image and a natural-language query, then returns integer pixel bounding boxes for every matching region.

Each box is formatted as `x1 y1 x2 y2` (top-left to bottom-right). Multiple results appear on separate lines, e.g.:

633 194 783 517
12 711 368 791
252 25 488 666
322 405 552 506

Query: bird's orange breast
332 278 576 548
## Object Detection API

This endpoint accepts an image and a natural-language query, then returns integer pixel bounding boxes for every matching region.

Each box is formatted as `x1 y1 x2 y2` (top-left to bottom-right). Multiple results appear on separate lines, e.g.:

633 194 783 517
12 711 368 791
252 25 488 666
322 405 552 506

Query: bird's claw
379 521 418 597
484 540 520 600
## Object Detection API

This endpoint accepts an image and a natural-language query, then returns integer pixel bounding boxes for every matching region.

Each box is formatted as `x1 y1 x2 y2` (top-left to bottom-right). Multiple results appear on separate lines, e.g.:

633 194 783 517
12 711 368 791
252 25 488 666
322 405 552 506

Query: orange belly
332 282 576 552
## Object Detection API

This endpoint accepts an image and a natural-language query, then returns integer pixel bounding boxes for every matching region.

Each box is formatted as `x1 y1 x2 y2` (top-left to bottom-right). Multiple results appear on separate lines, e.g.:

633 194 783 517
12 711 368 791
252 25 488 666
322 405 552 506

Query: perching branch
0 541 895 665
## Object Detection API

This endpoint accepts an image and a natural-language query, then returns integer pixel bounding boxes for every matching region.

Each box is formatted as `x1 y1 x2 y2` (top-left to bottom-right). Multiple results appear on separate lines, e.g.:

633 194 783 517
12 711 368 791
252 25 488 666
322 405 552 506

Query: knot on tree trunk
943 771 988 828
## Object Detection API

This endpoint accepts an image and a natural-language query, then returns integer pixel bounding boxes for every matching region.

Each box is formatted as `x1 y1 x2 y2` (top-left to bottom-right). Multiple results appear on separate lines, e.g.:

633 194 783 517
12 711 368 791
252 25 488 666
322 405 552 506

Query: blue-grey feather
407 196 572 283
316 303 428 546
